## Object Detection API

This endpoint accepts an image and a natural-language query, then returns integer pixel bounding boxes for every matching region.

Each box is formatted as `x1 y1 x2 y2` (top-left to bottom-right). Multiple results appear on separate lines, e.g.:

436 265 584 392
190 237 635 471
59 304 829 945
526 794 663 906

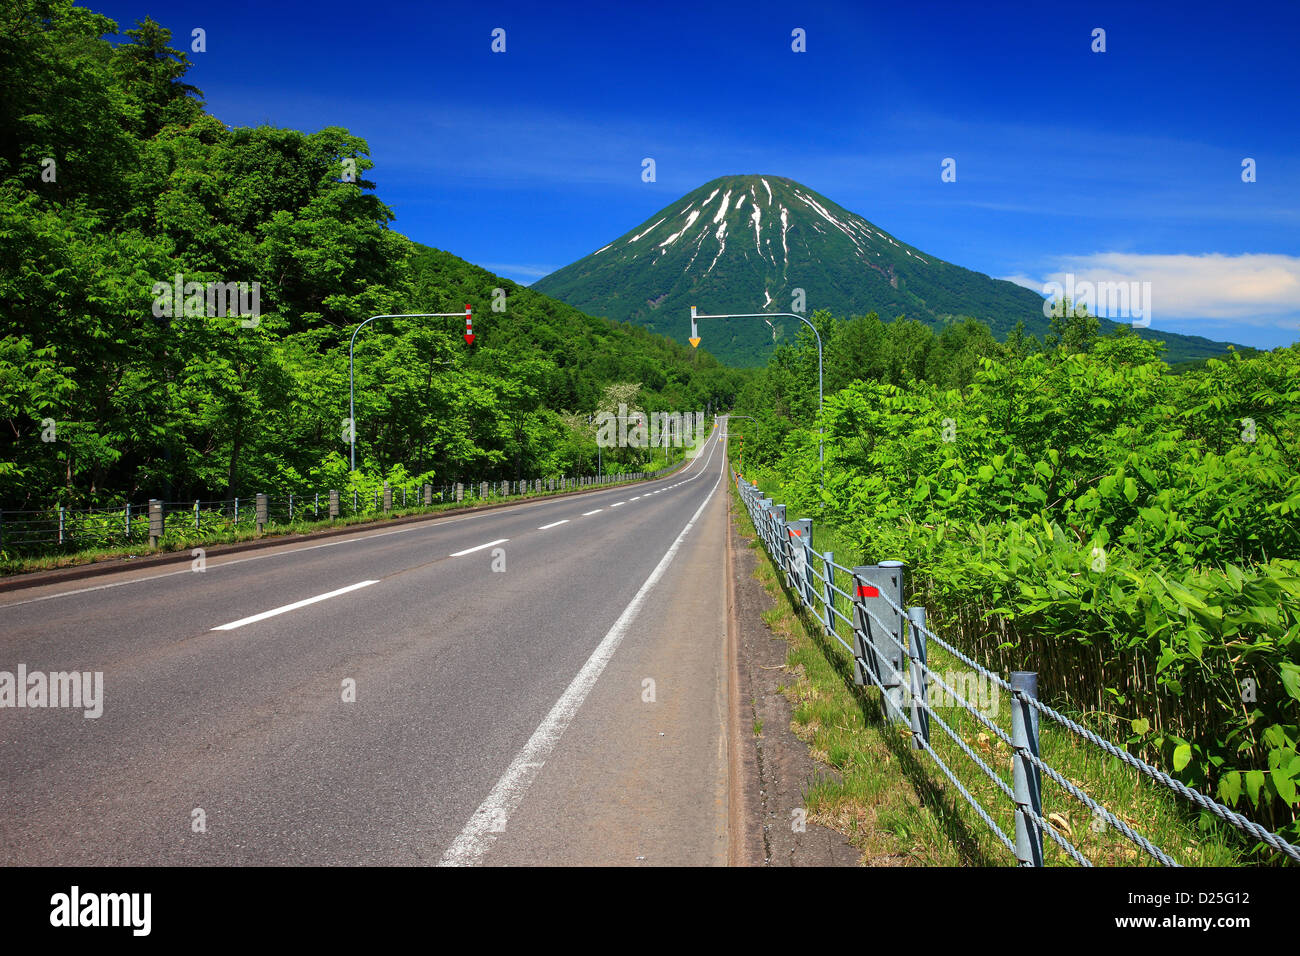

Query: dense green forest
0 1 745 509
731 305 1300 842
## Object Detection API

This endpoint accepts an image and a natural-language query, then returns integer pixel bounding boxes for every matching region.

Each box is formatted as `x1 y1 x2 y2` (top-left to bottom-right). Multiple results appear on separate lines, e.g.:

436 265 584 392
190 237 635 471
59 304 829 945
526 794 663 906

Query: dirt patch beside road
727 494 862 866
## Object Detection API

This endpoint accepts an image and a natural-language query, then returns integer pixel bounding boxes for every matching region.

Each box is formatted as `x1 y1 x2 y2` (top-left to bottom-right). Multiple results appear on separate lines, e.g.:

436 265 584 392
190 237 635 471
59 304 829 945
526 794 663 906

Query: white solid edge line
438 469 725 866
581 509 603 516
450 538 509 557
211 579 378 631
537 520 569 530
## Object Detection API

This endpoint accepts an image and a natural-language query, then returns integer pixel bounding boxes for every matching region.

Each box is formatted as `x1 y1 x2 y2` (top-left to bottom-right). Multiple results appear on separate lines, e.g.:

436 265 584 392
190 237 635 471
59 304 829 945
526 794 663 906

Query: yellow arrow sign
689 337 701 348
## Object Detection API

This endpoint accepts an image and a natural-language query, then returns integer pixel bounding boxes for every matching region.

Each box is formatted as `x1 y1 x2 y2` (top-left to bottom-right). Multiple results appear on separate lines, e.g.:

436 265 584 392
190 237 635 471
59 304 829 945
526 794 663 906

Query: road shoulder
727 490 862 866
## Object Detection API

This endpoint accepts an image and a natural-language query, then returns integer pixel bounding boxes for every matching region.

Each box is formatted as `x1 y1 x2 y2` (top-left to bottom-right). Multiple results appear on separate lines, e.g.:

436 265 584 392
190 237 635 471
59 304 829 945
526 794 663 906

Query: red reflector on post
856 585 879 597
789 529 801 536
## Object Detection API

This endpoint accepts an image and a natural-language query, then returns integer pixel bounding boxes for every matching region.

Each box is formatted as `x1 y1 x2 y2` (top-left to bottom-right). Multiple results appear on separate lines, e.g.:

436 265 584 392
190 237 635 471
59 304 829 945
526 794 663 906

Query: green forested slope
534 174 1239 368
0 1 743 508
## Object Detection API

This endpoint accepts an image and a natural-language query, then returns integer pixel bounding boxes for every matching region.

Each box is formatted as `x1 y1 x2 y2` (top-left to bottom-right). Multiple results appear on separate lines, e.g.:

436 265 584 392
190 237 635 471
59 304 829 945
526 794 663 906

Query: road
0 426 734 866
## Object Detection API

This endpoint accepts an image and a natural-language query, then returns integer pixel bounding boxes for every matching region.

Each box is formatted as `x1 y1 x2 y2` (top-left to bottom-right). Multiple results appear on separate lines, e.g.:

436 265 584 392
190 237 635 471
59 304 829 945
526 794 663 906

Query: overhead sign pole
349 310 473 471
689 309 823 482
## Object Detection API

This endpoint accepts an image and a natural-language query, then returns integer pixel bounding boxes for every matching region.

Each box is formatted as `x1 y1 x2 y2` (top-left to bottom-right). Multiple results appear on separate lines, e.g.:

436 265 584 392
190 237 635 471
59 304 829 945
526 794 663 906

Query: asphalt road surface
0 426 734 866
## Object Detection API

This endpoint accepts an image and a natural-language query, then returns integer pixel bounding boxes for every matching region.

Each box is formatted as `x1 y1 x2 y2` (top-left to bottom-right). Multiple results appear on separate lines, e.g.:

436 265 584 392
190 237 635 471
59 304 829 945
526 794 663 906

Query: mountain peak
533 178 1235 367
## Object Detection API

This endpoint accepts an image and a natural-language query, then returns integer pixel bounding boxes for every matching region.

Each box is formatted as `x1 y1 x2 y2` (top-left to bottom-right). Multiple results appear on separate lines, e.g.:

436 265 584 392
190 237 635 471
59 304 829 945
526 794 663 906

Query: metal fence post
195 499 200 531
148 499 163 547
849 562 906 724
124 503 130 542
57 505 65 545
352 489 357 514
1012 671 1044 866
255 493 268 535
289 493 294 522
786 518 812 603
821 551 836 637
383 482 392 513
906 606 930 749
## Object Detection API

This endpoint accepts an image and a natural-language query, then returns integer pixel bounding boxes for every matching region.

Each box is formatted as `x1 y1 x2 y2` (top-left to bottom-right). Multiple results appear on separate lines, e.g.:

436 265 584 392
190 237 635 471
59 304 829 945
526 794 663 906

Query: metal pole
906 607 929 748
690 312 823 481
1012 671 1044 866
350 312 465 472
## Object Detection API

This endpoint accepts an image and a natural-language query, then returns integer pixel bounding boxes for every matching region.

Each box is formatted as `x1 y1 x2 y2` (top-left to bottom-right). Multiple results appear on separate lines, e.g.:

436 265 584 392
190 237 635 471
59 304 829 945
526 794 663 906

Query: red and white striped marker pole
463 304 475 345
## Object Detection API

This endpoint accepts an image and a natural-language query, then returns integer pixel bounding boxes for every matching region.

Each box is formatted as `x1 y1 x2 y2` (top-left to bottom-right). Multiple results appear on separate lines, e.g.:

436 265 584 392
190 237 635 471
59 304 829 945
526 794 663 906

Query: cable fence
734 470 1300 867
1 465 679 556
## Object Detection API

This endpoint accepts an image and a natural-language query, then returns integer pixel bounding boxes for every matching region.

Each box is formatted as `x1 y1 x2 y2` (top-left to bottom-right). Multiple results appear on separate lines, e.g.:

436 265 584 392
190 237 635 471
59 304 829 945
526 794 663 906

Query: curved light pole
722 414 760 474
349 309 470 471
723 413 760 447
691 308 823 480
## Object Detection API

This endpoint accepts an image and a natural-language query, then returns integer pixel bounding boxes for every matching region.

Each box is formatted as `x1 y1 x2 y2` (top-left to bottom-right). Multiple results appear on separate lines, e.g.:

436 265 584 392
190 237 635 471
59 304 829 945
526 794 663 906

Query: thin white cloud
998 274 1045 292
1016 253 1300 328
480 262 556 280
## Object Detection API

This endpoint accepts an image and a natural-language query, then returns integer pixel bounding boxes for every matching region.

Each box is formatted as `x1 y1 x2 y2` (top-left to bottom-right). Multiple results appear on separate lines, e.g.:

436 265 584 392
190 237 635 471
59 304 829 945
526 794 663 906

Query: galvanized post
315 492 320 518
906 606 930 749
821 551 836 637
786 518 812 602
148 498 163 547
352 489 357 514
125 503 131 541
195 499 201 531
1012 671 1044 867
255 493 268 535
849 562 906 724
57 505 65 545
772 513 781 562
289 494 294 522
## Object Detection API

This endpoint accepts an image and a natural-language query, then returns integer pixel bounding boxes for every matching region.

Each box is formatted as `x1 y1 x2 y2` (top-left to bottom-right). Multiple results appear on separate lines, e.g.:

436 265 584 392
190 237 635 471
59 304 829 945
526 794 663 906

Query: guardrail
734 470 1300 867
0 465 680 555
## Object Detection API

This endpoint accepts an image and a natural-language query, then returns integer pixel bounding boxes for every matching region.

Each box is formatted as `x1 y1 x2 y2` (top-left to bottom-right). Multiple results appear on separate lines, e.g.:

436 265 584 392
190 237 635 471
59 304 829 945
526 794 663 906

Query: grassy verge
730 474 1253 866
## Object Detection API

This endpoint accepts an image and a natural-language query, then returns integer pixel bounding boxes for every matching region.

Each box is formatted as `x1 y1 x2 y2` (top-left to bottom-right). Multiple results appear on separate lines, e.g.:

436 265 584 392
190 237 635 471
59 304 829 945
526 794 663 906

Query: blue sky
93 0 1300 348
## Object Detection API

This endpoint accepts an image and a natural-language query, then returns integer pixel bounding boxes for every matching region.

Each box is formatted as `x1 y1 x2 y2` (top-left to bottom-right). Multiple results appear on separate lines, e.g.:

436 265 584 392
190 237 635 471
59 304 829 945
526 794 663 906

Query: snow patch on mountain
630 217 666 242
713 189 733 224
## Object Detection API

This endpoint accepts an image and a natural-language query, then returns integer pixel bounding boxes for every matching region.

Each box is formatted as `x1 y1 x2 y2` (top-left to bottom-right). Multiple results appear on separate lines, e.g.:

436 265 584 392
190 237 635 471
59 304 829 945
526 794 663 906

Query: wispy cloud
480 262 556 280
1008 253 1300 329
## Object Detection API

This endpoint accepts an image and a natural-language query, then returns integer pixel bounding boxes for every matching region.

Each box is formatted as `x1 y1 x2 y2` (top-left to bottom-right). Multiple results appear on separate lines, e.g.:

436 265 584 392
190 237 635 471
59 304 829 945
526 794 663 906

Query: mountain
533 175 1236 367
